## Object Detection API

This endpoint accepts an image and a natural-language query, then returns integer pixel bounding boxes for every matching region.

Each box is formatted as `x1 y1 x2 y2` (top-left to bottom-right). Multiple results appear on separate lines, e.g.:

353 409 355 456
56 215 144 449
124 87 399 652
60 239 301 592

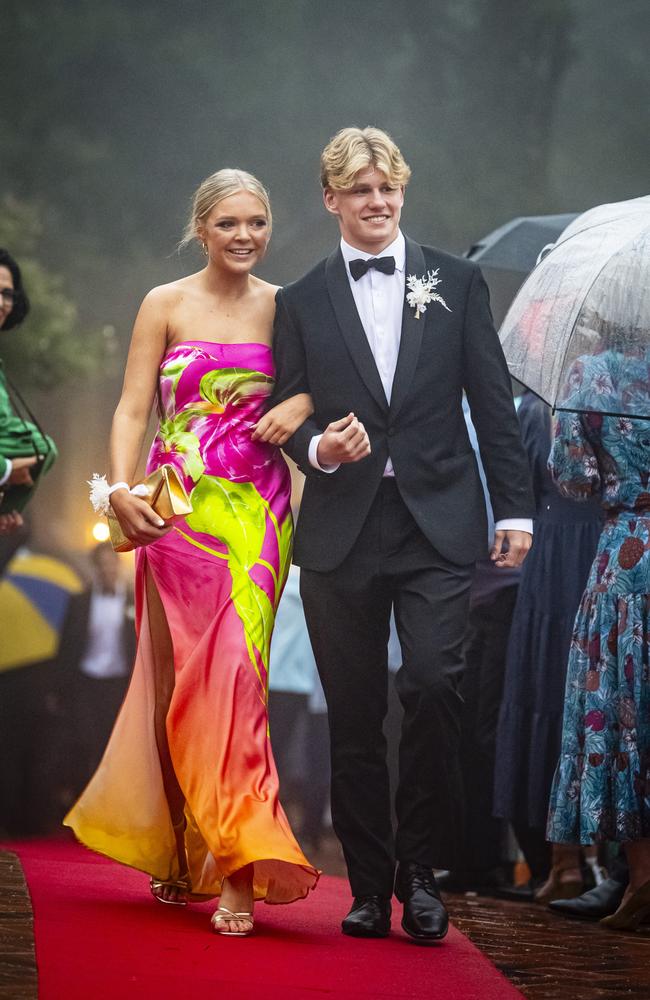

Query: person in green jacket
0 248 56 534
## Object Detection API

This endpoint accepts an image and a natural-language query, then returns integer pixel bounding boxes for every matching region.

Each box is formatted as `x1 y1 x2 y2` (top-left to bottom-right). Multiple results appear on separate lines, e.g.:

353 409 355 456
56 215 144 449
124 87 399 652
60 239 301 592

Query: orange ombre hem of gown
64 549 319 903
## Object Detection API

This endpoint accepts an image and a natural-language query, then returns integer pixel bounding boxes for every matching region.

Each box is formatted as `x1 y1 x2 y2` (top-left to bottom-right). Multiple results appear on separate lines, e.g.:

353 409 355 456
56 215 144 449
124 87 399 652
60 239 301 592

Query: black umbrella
499 196 650 418
466 214 577 273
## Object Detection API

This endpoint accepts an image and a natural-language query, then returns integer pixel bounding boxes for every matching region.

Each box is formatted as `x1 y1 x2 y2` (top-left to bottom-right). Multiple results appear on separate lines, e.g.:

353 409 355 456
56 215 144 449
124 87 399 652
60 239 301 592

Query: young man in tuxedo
272 127 534 941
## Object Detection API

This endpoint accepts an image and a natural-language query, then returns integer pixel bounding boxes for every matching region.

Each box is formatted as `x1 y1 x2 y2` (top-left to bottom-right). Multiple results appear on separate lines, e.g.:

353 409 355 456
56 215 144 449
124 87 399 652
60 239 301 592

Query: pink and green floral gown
66 340 318 902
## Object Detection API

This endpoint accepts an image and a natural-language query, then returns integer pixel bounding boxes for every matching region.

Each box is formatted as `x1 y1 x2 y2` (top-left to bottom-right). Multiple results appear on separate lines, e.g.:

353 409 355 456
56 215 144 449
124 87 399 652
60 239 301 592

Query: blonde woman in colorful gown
65 170 319 935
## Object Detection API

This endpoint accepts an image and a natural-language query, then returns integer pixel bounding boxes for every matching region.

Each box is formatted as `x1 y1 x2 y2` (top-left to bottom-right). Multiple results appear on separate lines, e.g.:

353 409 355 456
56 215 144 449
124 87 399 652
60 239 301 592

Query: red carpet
8 840 523 999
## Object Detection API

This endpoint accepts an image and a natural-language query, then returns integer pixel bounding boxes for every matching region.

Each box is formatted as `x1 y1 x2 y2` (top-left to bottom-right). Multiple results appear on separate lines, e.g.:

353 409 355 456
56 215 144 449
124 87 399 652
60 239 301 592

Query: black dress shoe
341 895 391 938
494 878 544 902
395 862 448 942
548 878 627 920
436 866 510 896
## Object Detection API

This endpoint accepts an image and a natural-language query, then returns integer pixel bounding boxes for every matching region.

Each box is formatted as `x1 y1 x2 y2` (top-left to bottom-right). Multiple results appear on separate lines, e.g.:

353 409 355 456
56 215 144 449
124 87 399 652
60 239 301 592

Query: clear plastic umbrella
499 195 650 417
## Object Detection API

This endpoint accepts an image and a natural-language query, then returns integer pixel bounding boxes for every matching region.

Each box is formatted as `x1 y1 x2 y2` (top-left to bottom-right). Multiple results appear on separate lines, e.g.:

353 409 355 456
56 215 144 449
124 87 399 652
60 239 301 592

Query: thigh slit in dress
65 341 318 903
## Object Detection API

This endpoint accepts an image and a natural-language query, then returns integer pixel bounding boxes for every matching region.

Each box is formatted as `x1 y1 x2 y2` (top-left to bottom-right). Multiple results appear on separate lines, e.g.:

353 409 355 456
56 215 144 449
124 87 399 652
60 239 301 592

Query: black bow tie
349 256 396 281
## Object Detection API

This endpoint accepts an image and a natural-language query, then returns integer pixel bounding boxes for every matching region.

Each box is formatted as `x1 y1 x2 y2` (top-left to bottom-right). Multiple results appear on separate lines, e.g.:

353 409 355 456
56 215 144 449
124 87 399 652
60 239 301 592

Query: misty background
1 0 649 553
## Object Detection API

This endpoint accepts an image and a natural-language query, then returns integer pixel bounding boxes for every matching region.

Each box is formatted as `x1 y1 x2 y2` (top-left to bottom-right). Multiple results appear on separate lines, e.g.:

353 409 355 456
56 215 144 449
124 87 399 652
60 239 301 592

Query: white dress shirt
79 584 129 679
308 231 405 476
308 230 532 537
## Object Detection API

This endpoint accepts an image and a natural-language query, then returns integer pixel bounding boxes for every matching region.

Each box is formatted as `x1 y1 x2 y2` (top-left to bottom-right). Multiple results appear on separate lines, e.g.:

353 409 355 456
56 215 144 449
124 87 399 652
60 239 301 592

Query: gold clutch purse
108 464 193 552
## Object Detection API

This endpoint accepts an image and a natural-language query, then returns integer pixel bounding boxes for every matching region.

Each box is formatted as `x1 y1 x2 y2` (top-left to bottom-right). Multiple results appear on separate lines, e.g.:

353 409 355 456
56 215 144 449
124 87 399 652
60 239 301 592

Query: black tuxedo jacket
272 236 535 571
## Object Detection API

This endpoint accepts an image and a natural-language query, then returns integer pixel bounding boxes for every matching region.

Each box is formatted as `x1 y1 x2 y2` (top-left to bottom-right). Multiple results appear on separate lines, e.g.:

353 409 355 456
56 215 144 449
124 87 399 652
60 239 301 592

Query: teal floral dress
546 355 650 844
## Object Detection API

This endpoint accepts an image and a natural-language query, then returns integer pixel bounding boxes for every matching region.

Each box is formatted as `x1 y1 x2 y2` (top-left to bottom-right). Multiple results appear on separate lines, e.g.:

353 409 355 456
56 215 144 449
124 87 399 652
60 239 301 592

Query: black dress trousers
300 479 472 897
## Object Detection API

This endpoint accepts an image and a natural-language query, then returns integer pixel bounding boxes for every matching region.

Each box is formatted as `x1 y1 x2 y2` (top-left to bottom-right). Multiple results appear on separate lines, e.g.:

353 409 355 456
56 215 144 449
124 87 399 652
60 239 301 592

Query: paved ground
446 890 650 1000
0 852 37 1000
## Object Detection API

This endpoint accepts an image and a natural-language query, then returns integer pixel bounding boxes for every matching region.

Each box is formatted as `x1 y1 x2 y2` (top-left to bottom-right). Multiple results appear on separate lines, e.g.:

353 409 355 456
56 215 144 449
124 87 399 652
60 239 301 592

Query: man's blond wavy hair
320 127 411 191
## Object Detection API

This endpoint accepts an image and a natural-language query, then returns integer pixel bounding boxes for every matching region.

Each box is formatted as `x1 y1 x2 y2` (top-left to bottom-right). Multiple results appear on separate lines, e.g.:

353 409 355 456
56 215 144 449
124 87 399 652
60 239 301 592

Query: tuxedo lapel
389 237 426 422
325 249 388 411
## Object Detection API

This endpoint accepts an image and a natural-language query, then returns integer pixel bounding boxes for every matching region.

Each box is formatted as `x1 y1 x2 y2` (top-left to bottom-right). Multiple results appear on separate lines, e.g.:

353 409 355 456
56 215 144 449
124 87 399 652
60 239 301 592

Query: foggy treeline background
1 0 649 551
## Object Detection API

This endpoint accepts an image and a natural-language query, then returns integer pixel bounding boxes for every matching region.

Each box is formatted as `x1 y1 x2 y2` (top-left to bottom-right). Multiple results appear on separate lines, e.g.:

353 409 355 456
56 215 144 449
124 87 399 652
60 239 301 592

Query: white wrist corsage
87 474 138 515
406 269 452 319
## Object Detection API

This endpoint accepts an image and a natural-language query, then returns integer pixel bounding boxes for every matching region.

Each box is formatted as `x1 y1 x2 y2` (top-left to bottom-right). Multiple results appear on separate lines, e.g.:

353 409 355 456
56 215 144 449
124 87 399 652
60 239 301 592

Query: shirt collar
340 230 406 274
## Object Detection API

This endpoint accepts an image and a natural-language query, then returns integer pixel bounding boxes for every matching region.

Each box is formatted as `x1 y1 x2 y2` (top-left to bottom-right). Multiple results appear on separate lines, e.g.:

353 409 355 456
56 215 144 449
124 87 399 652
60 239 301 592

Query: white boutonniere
406 269 452 320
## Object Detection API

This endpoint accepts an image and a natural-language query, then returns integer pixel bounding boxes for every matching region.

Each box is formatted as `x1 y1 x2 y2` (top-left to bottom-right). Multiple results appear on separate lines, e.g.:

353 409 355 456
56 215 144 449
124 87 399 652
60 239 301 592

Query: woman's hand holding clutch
252 392 314 446
109 489 172 548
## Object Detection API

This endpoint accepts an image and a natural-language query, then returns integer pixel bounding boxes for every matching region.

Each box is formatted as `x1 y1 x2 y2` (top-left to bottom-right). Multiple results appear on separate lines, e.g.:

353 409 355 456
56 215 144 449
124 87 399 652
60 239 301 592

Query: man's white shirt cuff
308 435 340 473
0 459 13 486
495 518 533 534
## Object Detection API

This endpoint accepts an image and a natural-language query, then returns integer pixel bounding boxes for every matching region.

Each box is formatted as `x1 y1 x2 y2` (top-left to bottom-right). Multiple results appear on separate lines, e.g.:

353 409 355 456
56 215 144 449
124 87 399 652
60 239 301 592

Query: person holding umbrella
546 351 650 930
497 195 650 929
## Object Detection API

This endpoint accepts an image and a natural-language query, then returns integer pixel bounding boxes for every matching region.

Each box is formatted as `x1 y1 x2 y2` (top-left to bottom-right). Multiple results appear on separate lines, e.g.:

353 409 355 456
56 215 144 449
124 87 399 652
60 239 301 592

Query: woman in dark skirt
493 391 602 896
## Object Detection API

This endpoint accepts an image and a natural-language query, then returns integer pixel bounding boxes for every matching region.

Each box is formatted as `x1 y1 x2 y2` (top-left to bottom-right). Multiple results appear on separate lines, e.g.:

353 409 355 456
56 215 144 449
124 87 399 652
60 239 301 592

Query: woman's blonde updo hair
180 168 272 248
320 127 411 191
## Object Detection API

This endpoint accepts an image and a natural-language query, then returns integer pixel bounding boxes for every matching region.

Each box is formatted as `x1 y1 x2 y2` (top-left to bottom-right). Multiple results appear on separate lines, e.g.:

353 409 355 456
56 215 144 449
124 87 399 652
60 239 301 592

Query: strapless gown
65 340 318 903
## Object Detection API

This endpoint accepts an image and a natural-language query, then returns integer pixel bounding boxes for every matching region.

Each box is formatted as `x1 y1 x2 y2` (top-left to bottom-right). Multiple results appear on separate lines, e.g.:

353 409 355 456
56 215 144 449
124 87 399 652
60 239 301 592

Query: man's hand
490 529 532 568
9 455 40 487
317 413 371 466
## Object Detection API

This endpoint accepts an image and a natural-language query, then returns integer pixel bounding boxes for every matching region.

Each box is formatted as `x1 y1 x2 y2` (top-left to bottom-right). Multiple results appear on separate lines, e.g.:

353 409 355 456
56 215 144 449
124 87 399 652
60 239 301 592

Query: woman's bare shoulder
251 275 279 294
143 274 201 307
251 276 281 310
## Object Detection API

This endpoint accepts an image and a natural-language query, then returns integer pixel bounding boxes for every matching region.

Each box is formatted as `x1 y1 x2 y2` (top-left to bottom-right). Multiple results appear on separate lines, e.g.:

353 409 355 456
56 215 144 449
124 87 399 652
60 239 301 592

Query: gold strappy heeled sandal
211 906 254 936
150 876 190 906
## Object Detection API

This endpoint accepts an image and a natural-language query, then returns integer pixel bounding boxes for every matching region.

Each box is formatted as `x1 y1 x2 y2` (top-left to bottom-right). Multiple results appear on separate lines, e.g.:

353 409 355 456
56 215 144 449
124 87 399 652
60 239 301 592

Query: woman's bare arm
108 288 173 546
251 392 314 446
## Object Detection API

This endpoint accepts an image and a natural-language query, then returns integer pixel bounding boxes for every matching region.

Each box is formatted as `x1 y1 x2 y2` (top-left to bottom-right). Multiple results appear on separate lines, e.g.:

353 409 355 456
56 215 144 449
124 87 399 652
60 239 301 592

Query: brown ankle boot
534 843 584 904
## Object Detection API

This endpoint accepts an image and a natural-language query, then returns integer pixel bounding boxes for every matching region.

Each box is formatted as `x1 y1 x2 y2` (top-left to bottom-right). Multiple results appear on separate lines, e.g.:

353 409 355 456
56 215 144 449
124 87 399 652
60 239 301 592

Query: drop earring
202 242 208 257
